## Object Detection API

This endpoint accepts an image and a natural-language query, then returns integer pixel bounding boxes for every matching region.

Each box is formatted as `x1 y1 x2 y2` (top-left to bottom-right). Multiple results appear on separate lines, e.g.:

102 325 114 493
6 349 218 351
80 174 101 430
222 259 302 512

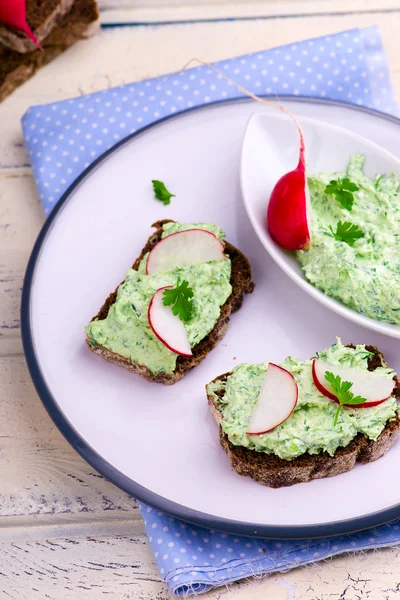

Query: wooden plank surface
2 533 400 599
99 0 400 24
1 1 400 597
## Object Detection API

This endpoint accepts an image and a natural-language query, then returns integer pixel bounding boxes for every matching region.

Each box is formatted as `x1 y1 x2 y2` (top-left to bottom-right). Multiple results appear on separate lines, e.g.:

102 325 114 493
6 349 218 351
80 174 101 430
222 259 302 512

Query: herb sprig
152 180 175 205
325 177 359 210
328 221 365 246
162 279 194 322
325 371 367 426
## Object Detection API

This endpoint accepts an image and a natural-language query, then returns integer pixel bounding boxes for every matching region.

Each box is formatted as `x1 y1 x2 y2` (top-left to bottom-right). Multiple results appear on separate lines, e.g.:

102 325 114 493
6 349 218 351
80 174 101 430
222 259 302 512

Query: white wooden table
1 2 400 597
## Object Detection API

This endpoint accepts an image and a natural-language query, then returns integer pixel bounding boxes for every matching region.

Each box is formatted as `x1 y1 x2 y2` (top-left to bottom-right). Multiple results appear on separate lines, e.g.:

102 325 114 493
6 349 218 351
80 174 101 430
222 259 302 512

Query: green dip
208 339 397 460
298 154 400 324
85 223 232 375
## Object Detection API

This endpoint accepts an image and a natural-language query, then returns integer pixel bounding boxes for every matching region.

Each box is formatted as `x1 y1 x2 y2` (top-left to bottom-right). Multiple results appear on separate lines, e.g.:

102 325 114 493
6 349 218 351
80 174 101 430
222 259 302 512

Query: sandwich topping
85 222 232 375
298 154 400 324
208 339 397 460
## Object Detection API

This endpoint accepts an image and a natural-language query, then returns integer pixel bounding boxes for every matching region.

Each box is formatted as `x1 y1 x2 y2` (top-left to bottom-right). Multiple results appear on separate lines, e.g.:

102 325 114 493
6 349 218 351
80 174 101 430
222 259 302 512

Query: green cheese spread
298 154 400 324
208 339 397 460
85 223 232 375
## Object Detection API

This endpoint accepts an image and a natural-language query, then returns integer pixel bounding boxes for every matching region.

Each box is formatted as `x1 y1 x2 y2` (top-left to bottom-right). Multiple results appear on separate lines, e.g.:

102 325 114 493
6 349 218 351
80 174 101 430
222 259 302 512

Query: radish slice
312 359 395 408
148 287 192 356
267 122 311 251
146 229 226 275
246 363 298 434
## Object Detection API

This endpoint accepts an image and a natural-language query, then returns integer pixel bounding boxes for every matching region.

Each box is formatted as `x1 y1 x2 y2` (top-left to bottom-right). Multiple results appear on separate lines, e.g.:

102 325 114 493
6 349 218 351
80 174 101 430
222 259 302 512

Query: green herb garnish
325 371 367 426
374 174 384 190
325 177 359 210
162 279 194 322
328 221 365 246
152 180 175 205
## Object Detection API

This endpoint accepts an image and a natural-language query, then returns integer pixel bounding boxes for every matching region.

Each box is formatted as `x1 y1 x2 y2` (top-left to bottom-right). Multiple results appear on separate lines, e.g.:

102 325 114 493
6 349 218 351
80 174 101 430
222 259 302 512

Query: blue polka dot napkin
22 26 396 218
140 503 400 596
21 25 400 596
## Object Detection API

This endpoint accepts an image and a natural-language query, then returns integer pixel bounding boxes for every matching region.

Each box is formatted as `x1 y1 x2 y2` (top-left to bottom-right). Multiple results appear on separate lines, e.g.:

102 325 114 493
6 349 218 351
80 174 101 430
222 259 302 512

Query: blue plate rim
21 95 400 539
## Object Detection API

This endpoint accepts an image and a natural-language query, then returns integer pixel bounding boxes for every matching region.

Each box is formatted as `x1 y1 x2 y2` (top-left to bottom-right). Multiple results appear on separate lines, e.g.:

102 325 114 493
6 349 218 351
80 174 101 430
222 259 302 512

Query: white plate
241 111 400 339
22 98 400 538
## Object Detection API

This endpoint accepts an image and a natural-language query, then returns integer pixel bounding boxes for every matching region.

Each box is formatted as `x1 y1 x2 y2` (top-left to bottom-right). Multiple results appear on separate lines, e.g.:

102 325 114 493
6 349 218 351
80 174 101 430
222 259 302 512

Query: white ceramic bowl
241 111 400 339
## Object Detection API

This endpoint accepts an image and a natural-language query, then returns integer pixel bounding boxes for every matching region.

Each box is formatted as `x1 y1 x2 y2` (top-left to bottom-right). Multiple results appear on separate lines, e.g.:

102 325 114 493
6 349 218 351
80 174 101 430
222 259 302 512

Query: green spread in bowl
298 154 400 324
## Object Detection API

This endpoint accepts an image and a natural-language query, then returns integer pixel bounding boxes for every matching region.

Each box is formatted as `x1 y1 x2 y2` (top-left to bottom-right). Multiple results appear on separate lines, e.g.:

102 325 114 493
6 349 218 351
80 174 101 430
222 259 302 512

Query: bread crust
86 220 254 384
206 346 400 487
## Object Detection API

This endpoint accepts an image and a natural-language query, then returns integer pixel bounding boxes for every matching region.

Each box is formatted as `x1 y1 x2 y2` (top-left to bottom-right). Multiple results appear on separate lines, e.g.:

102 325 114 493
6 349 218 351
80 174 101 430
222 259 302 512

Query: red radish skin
148 286 192 357
312 359 337 401
267 127 311 251
146 229 226 276
0 0 42 49
311 359 394 408
180 60 311 251
246 363 298 435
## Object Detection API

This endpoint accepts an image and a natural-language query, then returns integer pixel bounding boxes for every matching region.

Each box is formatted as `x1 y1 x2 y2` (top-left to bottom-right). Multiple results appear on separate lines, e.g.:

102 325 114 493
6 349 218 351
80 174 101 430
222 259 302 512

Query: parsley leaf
152 180 175 205
325 371 367 426
328 221 365 246
325 177 360 210
162 279 194 322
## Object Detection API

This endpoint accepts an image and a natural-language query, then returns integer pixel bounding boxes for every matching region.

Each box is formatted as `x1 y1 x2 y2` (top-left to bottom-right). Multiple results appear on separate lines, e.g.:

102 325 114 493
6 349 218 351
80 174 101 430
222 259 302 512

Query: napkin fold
139 503 400 596
21 25 400 596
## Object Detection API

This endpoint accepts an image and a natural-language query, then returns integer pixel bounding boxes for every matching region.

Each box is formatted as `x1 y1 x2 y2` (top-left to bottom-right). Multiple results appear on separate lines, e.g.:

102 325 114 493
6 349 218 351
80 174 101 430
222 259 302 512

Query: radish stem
181 57 305 161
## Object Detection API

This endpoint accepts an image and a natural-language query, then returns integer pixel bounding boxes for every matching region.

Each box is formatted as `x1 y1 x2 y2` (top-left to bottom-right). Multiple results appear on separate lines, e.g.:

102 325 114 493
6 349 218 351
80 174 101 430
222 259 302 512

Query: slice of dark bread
206 345 400 488
86 220 255 385
0 0 99 102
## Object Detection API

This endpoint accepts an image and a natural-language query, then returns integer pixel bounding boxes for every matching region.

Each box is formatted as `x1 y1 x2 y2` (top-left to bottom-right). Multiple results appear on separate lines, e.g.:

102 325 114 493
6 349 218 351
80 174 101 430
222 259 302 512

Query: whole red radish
179 60 312 251
0 0 42 49
267 123 311 251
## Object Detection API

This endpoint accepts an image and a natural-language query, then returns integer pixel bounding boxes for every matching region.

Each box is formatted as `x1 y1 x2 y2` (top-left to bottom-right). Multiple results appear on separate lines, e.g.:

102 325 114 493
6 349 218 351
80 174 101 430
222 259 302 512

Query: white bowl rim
240 110 400 340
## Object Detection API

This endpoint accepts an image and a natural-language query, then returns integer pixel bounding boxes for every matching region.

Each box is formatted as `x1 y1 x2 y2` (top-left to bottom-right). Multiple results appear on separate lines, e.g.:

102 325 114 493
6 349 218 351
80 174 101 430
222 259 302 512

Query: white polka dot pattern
22 26 400 597
138 501 400 596
22 26 397 217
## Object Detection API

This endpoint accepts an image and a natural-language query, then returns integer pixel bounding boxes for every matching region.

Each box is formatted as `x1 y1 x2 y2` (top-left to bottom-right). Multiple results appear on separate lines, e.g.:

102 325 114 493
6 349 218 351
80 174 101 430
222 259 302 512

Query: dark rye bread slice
207 345 400 488
0 0 76 53
86 220 255 385
0 0 99 102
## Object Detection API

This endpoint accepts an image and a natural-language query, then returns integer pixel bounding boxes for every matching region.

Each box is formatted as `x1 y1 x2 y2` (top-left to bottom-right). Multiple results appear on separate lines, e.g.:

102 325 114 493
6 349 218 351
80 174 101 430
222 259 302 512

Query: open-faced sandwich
85 219 254 384
206 339 400 487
